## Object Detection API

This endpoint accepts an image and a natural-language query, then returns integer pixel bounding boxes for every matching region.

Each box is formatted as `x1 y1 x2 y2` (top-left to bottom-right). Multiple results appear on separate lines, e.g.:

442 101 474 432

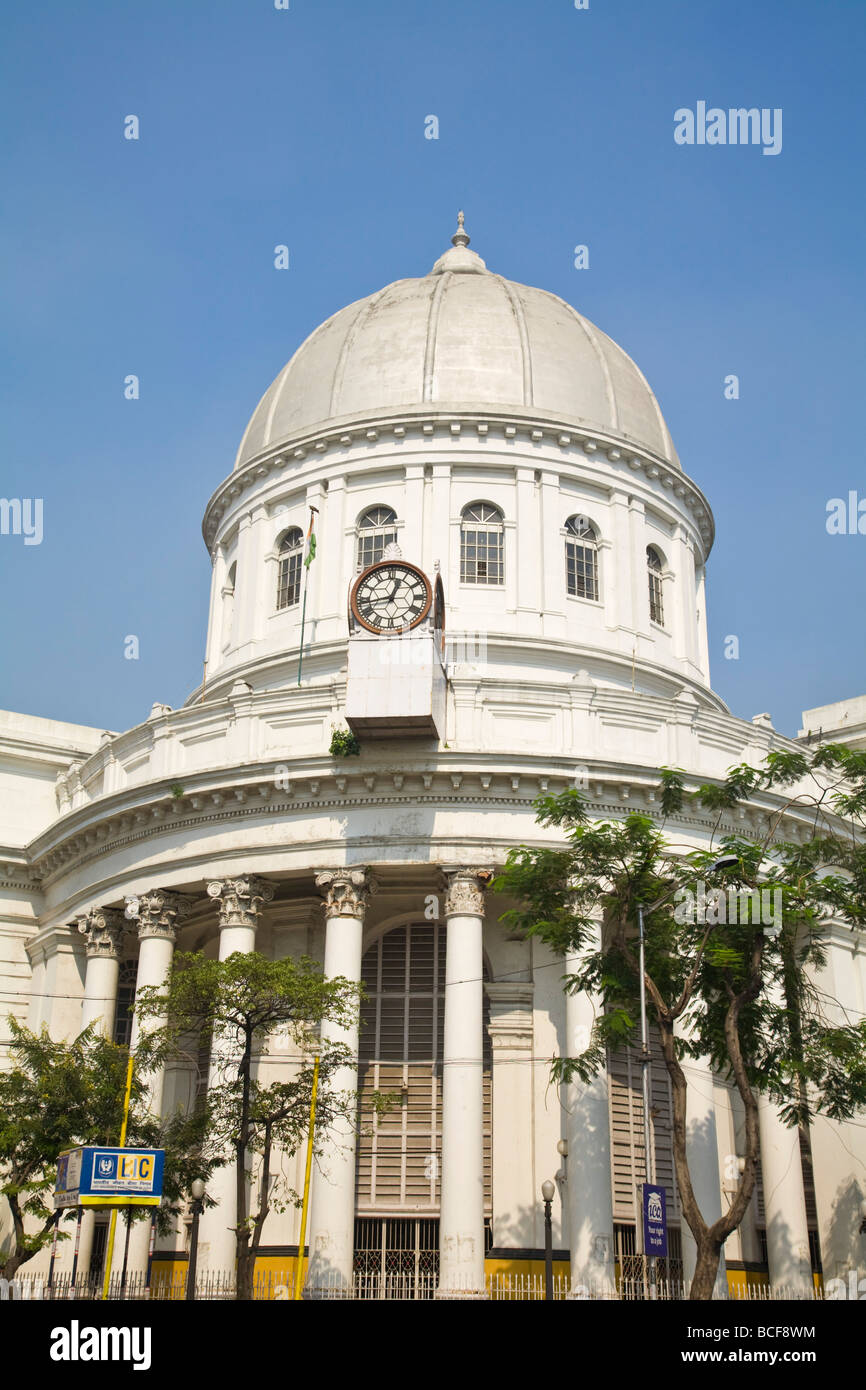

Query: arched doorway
354 921 492 1296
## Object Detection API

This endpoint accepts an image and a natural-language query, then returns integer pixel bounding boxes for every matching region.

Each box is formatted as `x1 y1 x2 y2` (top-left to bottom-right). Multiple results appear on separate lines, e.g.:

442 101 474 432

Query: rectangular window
277 550 303 610
566 541 598 601
460 527 504 585
357 529 397 571
648 571 664 626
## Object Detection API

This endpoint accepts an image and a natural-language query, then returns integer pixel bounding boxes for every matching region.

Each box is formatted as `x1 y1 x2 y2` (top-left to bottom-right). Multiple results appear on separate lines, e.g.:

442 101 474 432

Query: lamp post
542 1179 556 1301
186 1179 206 1302
636 854 738 1300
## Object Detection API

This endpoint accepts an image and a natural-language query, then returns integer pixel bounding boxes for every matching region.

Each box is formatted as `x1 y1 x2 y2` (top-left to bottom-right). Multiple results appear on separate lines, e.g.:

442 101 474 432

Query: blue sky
1 0 863 738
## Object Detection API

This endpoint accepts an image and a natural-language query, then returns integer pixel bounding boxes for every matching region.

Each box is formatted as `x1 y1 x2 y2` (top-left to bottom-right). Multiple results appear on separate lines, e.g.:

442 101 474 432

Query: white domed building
2 217 864 1298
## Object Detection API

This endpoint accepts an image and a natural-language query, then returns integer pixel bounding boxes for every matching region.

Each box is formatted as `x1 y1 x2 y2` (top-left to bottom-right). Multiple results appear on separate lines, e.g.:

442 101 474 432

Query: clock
350 560 433 635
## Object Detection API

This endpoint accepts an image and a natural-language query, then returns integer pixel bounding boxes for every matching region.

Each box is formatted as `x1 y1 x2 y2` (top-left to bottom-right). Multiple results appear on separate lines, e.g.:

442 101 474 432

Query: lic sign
642 1183 668 1258
55 1147 165 1208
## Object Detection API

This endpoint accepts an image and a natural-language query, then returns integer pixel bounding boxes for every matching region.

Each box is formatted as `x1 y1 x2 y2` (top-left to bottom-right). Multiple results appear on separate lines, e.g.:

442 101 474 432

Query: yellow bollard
293 1056 320 1300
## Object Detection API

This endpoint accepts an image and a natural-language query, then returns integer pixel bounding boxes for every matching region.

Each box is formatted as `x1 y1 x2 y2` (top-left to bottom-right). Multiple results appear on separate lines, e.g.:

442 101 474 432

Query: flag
304 510 317 568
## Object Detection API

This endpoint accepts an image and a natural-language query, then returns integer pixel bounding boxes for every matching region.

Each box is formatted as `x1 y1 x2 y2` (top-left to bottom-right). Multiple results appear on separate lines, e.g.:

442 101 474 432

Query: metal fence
4 1268 825 1302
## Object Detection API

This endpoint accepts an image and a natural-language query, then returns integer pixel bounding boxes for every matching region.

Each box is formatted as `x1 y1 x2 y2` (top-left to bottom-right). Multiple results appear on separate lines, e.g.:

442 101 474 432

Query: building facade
2 217 864 1296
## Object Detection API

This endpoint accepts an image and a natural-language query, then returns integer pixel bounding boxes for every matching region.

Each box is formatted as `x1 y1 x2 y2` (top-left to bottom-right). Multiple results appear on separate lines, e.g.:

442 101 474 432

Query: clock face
351 561 432 634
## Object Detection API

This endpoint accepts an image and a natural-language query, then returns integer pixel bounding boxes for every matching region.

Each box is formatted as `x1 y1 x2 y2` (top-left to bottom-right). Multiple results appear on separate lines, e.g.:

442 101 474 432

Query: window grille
460 502 504 585
647 546 665 625
614 1222 683 1299
356 506 398 571
276 528 303 610
564 515 599 600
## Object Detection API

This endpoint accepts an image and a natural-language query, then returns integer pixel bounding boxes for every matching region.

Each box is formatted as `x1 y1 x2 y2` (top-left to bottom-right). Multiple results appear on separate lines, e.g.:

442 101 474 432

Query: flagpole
297 506 318 687
297 572 310 687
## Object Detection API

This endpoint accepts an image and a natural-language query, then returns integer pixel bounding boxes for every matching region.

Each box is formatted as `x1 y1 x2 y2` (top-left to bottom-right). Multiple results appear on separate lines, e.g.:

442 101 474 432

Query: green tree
134 951 361 1301
495 744 866 1300
0 1020 208 1280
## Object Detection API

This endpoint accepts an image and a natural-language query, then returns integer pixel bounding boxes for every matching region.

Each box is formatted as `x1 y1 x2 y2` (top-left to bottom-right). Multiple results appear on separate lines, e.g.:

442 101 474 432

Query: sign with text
642 1183 668 1258
54 1147 165 1208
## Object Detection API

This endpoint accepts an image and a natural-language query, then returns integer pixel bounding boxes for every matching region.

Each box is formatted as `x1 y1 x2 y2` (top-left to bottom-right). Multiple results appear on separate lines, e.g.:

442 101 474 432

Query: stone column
307 868 374 1292
757 1094 812 1292
196 875 275 1273
679 1053 727 1298
77 908 127 1036
564 938 616 1298
76 908 127 1281
119 889 192 1280
436 866 491 1299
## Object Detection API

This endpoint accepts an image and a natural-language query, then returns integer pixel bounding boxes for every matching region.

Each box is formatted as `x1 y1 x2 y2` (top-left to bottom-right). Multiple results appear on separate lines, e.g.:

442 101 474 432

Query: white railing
4 1268 826 1302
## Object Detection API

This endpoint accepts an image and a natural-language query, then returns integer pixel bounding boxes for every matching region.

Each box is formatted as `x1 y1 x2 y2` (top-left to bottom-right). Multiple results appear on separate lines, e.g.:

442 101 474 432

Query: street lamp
636 853 738 1299
186 1178 206 1302
541 1179 556 1301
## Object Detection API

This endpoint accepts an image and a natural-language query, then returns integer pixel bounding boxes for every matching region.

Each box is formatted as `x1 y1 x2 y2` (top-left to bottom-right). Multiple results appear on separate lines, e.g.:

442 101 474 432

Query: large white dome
234 217 680 471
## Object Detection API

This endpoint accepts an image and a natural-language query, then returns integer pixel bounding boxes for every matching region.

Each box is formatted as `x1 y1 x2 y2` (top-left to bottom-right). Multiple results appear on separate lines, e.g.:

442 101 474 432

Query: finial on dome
451 210 470 249
428 210 487 276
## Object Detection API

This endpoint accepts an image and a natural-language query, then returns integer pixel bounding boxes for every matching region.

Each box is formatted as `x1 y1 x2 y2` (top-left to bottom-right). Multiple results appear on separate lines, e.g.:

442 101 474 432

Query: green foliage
496 744 866 1297
133 950 363 1296
329 728 361 757
496 746 866 1121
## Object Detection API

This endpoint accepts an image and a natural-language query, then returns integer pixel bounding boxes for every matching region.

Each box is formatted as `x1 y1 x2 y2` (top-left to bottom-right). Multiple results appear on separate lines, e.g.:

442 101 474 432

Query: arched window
357 506 398 570
460 502 504 585
647 546 665 625
564 515 599 601
276 527 304 610
222 562 237 648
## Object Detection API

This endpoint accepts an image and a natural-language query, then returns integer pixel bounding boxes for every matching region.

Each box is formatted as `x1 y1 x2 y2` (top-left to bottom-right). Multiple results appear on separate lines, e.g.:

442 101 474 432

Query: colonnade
71 867 815 1297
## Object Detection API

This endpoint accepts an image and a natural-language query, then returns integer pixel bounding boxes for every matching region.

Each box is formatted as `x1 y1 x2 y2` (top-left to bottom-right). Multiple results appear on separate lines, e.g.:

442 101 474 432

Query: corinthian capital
77 907 127 960
206 875 275 930
441 866 494 920
315 867 376 920
130 888 194 942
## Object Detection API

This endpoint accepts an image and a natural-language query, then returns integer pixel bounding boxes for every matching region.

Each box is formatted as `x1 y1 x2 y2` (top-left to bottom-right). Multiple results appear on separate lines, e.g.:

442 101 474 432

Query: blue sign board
54 1147 165 1208
642 1182 668 1257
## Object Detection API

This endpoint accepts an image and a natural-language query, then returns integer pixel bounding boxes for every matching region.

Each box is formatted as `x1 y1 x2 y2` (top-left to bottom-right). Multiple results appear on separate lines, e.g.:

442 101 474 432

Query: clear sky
1 0 863 738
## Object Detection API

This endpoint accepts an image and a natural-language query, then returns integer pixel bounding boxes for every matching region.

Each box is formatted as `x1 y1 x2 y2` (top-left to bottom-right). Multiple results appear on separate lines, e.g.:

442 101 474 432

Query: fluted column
78 908 127 1036
757 1094 812 1292
436 866 491 1299
564 930 616 1298
307 868 374 1292
197 875 275 1272
119 889 192 1279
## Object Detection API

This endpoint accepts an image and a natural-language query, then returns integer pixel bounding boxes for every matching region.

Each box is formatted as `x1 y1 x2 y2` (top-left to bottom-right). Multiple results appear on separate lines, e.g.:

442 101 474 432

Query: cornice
201 406 715 558
23 757 851 889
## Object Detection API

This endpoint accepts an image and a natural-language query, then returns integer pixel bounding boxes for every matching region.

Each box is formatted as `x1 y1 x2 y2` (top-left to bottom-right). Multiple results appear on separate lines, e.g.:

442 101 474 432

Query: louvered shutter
356 923 491 1213
608 1028 681 1223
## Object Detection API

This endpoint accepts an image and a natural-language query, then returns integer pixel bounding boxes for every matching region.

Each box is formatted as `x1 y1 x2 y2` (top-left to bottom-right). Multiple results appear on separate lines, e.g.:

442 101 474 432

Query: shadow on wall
822 1174 865 1279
